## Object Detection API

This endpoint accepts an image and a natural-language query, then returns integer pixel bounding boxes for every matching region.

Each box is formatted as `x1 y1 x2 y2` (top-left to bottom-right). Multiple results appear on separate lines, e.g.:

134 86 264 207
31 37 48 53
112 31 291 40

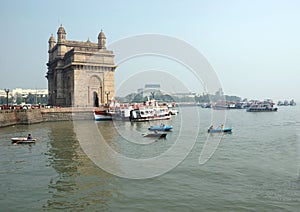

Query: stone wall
40 107 94 122
0 109 43 127
20 109 43 124
0 107 95 128
0 110 18 127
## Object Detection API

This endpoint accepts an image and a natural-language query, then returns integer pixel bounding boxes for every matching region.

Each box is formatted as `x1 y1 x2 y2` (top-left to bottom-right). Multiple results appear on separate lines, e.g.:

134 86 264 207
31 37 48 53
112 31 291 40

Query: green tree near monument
0 97 6 105
15 93 23 105
24 93 48 105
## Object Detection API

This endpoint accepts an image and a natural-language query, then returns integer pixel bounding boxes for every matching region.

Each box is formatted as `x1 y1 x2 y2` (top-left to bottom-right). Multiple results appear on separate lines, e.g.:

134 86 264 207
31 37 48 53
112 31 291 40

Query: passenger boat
111 107 132 121
11 137 36 144
207 128 232 133
167 104 179 115
148 124 173 131
246 107 278 112
142 132 167 138
278 99 296 106
129 108 171 122
213 101 244 110
246 102 278 112
94 110 112 121
95 99 176 122
168 108 178 115
213 103 229 110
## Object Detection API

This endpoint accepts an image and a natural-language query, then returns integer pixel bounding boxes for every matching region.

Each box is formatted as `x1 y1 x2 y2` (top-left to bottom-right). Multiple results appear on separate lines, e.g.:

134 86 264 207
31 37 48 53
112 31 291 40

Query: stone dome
98 30 106 39
48 34 55 42
57 25 66 34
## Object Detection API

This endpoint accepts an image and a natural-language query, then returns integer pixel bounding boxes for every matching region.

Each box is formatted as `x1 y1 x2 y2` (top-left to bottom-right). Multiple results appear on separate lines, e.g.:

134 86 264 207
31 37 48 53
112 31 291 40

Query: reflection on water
43 122 121 211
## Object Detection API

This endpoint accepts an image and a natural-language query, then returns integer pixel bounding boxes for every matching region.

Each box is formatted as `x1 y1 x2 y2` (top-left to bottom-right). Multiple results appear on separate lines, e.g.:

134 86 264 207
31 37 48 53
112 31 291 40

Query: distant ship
213 101 244 110
277 99 296 106
246 101 278 112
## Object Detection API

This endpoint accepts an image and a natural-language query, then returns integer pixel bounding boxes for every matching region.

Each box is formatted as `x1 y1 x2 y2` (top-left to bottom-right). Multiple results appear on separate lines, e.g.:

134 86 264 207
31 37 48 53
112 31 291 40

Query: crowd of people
0 104 54 110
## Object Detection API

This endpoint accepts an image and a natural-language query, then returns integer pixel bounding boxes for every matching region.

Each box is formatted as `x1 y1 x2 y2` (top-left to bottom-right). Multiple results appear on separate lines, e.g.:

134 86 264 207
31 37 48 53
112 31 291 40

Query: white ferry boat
129 107 171 122
94 99 175 122
246 101 278 112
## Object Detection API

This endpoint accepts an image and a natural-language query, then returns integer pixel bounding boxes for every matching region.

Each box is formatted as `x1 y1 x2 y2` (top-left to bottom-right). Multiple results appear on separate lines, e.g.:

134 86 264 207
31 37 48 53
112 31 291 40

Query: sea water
0 106 299 211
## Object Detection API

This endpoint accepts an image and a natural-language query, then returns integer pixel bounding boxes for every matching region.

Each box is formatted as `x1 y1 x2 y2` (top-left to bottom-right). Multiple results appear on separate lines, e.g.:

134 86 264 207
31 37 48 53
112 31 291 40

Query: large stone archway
46 26 116 107
89 75 103 107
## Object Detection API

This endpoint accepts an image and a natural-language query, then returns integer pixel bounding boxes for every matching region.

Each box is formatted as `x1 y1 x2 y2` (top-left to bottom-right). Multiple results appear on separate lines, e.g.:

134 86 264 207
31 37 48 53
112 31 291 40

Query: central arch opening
89 75 103 107
93 92 99 107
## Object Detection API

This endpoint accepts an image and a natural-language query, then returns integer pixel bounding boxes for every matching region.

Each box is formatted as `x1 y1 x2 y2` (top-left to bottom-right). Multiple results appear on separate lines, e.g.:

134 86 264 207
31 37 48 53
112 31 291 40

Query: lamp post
4 88 9 108
104 91 110 104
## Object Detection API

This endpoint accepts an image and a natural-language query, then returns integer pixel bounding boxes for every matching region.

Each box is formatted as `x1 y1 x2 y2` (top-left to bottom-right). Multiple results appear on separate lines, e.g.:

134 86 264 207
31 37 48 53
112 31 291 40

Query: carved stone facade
46 25 116 107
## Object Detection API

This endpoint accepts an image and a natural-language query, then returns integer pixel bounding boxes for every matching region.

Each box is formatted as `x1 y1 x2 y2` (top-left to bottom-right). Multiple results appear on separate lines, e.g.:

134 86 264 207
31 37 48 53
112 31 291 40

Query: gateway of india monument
46 25 116 107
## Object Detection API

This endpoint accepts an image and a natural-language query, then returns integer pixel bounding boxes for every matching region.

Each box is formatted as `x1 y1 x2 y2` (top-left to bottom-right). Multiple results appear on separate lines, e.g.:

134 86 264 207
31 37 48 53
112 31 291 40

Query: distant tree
114 96 124 102
177 96 194 102
225 95 241 102
39 95 48 104
15 93 23 105
116 92 244 104
162 94 174 102
23 93 48 105
25 93 35 104
150 92 155 100
195 94 210 103
132 93 146 103
0 96 12 105
0 97 5 105
124 93 137 102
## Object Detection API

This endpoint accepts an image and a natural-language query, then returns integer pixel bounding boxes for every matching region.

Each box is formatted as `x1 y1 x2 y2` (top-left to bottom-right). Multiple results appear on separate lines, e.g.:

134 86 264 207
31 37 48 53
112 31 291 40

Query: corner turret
98 30 106 49
48 34 56 50
56 25 67 57
57 24 66 43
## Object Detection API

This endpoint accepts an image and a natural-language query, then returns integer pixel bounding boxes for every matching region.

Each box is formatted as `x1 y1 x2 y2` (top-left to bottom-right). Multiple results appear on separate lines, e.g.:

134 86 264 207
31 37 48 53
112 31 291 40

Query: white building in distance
0 88 48 99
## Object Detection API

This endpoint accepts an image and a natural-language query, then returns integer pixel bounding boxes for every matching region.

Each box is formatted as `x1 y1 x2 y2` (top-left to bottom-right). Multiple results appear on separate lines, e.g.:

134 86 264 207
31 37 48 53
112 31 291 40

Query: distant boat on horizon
246 101 278 112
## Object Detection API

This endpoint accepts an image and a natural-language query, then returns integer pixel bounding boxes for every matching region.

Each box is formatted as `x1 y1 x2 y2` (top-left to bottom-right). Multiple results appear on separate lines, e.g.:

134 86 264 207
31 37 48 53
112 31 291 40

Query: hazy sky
0 0 299 100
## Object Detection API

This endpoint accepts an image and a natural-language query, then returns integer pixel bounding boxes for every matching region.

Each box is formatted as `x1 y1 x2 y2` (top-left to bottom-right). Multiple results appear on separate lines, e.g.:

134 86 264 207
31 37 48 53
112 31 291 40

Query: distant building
171 92 196 98
138 84 161 99
0 90 7 98
215 88 224 97
145 84 160 90
0 88 47 98
12 88 48 99
46 25 116 107
0 88 48 105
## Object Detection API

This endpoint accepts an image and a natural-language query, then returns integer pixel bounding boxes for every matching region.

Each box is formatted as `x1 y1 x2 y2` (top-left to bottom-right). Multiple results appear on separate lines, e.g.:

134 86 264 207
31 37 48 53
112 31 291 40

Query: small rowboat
142 132 167 138
148 125 173 131
11 137 36 144
208 128 232 133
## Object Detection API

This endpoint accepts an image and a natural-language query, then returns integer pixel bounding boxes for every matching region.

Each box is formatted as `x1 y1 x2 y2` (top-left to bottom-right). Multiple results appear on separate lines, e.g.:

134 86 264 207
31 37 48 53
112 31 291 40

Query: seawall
0 107 94 128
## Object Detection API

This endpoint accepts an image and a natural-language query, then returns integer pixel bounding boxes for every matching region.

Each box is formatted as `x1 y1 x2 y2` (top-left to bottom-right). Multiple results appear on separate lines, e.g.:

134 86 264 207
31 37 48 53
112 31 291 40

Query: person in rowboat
220 124 224 130
27 134 33 140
